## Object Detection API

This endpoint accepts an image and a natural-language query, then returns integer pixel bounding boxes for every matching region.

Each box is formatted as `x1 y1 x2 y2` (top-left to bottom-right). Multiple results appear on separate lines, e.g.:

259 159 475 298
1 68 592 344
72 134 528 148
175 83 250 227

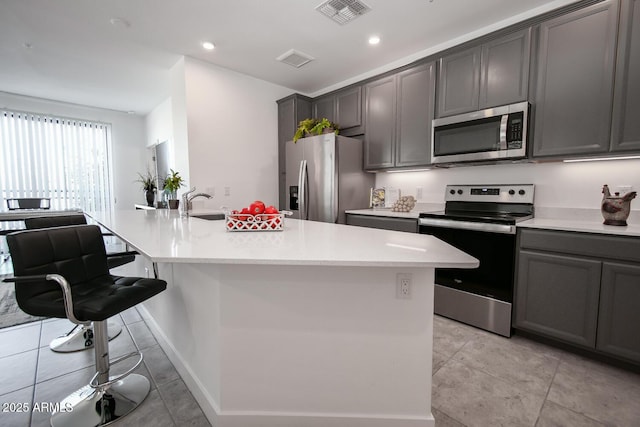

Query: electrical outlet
416 187 424 200
396 273 412 299
224 187 231 196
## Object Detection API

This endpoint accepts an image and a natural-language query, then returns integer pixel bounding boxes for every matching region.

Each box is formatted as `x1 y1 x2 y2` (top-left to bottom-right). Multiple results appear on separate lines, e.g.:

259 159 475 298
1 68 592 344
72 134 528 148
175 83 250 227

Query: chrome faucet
182 187 213 215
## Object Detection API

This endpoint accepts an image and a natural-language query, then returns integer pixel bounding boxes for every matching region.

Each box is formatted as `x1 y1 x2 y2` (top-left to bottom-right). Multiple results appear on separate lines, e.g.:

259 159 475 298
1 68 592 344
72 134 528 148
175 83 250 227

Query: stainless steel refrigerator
285 133 374 224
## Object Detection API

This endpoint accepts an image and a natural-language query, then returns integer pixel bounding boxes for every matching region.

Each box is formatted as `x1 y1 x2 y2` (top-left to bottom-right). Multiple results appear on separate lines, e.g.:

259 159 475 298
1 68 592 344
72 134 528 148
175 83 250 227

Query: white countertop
88 209 478 268
346 203 443 219
518 217 640 237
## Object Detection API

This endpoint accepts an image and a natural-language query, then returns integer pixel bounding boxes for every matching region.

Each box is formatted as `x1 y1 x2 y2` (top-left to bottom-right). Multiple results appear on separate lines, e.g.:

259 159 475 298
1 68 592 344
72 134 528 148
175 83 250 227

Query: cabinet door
515 250 601 347
312 95 335 123
364 76 396 169
437 47 480 117
335 86 362 130
480 28 531 109
597 262 640 363
611 0 640 152
532 0 619 158
277 95 311 209
395 63 435 167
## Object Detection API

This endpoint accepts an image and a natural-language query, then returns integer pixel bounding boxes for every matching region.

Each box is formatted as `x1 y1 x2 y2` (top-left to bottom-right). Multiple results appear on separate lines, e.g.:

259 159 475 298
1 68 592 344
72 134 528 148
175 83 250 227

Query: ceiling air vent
316 0 371 25
276 49 315 68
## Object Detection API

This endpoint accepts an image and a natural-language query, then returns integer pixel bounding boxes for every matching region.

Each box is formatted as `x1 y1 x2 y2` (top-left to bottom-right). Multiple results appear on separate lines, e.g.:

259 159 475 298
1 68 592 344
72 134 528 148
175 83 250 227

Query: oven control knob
519 189 526 195
450 189 455 195
457 189 463 195
509 189 515 195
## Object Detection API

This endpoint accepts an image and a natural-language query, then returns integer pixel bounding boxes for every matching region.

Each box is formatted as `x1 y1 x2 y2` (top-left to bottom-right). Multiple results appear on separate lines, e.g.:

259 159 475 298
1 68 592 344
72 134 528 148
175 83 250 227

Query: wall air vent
316 0 371 25
276 49 315 68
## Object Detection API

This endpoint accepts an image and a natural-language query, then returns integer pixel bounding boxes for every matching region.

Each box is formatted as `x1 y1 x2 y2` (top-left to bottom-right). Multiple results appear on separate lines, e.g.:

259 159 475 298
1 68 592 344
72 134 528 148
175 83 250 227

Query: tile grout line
123 310 179 426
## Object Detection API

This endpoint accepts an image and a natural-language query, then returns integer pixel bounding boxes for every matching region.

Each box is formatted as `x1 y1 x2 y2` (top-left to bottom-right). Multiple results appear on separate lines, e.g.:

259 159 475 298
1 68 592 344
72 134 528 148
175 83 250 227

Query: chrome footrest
90 350 144 390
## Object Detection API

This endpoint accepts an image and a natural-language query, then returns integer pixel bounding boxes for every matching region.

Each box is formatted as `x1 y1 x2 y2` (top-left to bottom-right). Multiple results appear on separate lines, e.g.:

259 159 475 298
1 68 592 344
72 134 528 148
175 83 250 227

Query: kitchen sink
191 213 225 221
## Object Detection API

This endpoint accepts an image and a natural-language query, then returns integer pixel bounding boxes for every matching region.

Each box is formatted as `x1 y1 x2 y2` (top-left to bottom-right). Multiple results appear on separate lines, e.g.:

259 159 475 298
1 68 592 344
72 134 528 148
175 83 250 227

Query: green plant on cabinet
293 118 340 142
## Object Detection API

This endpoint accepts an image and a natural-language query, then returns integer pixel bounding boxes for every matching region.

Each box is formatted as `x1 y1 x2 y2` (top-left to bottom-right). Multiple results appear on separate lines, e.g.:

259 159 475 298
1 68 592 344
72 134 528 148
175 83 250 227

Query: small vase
168 199 179 210
145 190 155 207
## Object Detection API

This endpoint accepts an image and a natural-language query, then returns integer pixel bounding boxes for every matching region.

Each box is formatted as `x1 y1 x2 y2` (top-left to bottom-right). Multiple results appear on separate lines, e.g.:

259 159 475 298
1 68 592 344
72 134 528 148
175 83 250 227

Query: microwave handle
499 114 509 150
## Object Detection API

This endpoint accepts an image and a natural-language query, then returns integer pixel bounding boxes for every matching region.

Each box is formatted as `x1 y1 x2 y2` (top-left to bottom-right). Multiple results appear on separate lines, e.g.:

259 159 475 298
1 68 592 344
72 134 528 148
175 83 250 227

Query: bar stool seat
5 224 166 426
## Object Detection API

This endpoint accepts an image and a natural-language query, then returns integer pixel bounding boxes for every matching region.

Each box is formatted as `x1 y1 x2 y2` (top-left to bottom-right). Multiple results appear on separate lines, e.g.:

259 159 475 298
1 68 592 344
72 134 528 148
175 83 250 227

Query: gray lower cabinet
611 0 640 152
345 214 418 233
311 86 363 136
515 228 640 364
364 62 435 170
515 250 601 347
437 28 531 118
597 262 640 362
532 0 620 158
277 94 311 209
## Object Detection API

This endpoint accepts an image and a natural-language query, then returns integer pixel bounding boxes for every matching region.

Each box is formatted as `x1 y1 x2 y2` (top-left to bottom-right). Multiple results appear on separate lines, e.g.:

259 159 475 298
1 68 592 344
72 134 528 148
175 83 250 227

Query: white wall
179 57 291 209
145 97 173 149
376 158 640 213
0 91 147 210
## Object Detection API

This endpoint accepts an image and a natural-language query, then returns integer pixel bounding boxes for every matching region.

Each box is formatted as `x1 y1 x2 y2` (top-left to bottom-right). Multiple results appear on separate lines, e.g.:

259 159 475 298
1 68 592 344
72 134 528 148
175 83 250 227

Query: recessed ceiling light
369 35 380 45
202 41 215 51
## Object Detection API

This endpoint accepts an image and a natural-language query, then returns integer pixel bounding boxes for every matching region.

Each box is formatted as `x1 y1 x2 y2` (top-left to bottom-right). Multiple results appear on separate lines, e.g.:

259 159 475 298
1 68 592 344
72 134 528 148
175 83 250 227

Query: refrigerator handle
298 160 307 220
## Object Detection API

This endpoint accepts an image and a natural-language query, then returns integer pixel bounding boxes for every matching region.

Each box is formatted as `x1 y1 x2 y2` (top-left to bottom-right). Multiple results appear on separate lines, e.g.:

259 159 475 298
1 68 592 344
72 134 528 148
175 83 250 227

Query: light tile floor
1 309 639 426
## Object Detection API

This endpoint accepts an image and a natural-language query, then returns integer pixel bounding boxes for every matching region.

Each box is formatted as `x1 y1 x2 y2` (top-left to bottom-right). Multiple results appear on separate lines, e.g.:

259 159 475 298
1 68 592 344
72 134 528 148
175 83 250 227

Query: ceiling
0 0 580 115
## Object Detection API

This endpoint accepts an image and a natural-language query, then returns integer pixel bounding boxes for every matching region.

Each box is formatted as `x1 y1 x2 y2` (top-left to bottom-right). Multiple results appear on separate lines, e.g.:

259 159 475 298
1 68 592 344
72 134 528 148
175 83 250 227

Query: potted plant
293 118 340 143
163 169 185 209
136 170 158 207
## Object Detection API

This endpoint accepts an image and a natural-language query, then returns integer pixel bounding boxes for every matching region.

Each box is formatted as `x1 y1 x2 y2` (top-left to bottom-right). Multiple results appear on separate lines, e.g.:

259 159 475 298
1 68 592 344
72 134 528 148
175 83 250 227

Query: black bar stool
5 224 166 426
23 214 139 352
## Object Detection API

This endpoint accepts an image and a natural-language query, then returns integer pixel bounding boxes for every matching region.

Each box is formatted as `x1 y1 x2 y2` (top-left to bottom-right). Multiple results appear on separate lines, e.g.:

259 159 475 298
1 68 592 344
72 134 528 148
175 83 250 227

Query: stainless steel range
419 184 534 337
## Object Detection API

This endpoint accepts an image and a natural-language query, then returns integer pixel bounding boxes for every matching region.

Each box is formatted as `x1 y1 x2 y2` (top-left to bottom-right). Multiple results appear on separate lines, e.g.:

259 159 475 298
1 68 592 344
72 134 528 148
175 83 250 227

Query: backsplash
375 158 640 213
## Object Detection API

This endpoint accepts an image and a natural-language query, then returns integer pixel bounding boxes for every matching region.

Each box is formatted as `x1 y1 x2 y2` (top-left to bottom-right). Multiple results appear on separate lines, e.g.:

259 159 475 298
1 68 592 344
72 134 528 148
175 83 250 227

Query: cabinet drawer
518 229 640 263
346 214 418 233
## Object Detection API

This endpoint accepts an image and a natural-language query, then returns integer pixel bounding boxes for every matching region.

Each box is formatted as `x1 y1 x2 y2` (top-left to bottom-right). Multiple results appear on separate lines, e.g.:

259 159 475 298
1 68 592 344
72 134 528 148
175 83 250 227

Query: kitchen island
89 209 477 427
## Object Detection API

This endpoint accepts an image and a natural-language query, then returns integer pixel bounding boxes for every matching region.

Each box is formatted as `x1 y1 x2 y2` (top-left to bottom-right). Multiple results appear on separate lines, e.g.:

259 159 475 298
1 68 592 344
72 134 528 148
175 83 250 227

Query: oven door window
433 116 501 156
422 226 515 302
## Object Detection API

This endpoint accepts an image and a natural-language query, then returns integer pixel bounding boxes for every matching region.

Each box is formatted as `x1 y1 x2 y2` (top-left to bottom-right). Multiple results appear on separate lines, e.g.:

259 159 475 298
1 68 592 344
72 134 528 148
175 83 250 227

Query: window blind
0 110 113 212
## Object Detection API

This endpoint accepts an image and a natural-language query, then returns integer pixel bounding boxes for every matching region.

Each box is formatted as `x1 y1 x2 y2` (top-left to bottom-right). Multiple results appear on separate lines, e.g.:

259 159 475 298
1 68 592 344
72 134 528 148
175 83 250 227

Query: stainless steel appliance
285 133 374 223
432 102 530 164
419 184 535 337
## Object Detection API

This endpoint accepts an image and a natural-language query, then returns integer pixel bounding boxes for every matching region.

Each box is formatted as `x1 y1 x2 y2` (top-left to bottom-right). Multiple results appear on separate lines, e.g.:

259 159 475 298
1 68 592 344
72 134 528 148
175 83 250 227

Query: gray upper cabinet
532 0 619 158
396 63 436 167
311 86 363 136
364 76 396 169
437 28 531 118
277 94 311 209
364 62 435 170
312 96 335 123
479 28 531 109
611 0 640 152
437 47 480 117
336 86 362 131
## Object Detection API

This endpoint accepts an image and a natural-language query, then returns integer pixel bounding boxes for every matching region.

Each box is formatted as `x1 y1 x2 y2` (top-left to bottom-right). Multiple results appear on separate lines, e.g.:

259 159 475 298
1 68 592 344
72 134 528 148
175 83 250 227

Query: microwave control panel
506 112 524 148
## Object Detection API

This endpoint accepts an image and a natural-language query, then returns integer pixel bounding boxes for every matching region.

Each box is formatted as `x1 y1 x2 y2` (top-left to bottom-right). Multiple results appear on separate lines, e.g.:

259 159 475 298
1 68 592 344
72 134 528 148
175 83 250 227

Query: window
0 110 113 212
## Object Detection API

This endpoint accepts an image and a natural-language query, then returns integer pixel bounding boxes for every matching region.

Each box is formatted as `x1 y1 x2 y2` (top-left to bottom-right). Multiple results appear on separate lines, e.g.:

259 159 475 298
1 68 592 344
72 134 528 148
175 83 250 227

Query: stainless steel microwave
431 101 530 164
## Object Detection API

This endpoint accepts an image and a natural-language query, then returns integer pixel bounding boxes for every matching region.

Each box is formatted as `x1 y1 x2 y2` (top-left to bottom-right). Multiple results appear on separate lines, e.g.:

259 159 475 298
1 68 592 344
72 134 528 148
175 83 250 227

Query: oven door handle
419 217 516 234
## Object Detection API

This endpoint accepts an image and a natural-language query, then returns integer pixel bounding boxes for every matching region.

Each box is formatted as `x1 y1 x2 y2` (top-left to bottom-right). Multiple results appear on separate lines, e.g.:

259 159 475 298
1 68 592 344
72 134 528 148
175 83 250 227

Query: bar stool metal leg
50 321 150 427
